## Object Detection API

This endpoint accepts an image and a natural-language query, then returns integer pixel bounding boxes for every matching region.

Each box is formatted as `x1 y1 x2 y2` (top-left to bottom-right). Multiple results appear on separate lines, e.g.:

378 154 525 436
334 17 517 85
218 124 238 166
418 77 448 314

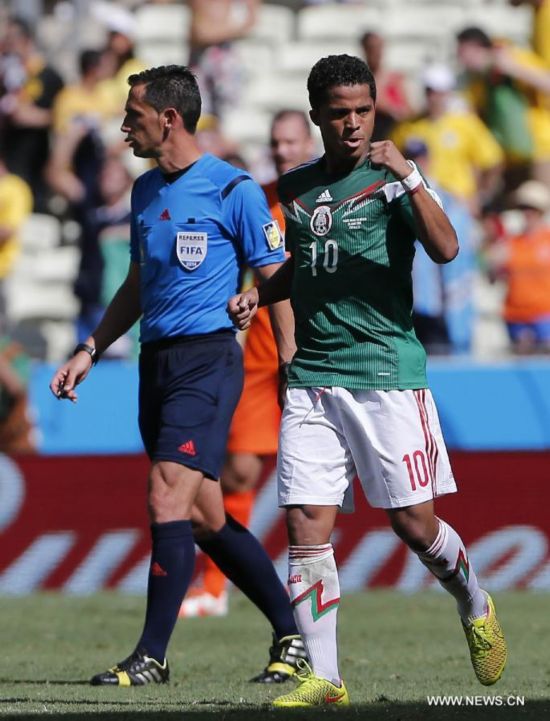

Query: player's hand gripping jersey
278 157 433 391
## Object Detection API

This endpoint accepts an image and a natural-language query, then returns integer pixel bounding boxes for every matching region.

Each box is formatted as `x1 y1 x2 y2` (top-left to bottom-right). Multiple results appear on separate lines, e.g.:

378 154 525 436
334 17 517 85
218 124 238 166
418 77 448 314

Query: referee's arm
50 262 142 401
90 261 142 355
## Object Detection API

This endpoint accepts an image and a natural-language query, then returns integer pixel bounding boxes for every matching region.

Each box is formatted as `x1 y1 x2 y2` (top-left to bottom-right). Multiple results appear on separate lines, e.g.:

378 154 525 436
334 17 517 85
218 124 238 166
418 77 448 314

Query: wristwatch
73 342 100 365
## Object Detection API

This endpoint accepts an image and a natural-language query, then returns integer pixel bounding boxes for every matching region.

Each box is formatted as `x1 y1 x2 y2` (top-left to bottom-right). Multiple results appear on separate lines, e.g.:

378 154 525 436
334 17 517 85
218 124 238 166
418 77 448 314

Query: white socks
288 544 341 685
417 519 487 621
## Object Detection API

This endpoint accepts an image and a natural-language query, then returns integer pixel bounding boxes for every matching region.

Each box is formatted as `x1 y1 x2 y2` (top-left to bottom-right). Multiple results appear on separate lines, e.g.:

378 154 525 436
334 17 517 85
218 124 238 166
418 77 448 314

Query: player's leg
347 387 506 686
273 387 351 708
191 476 307 683
387 501 507 685
200 453 259 605
387 500 486 619
285 504 341 682
179 452 260 617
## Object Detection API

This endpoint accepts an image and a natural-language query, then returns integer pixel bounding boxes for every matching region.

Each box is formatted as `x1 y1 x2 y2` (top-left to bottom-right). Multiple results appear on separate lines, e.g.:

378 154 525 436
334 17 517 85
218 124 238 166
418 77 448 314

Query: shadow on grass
2 700 549 721
0 679 89 685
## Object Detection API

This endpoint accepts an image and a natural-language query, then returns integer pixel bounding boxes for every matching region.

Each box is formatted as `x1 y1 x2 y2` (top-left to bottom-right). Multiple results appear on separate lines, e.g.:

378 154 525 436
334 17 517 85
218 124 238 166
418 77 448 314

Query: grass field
0 590 548 720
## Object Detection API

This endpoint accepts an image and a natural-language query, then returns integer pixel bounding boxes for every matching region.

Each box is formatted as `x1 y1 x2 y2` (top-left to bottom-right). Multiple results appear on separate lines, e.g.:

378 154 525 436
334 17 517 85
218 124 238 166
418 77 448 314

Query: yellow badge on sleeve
263 221 283 250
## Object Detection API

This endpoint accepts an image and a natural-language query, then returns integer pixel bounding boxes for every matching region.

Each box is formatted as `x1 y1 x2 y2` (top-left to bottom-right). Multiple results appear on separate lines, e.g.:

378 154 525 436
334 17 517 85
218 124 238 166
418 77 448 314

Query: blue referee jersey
130 153 285 342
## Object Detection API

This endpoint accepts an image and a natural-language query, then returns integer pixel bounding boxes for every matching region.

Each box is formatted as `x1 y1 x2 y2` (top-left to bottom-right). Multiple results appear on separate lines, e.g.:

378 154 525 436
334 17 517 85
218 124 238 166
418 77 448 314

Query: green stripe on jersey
278 157 427 390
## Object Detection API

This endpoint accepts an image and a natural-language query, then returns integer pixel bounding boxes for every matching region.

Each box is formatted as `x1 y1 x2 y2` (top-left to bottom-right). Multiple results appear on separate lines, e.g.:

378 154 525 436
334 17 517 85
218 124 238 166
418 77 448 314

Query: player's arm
255 261 296 365
369 140 458 264
49 262 141 401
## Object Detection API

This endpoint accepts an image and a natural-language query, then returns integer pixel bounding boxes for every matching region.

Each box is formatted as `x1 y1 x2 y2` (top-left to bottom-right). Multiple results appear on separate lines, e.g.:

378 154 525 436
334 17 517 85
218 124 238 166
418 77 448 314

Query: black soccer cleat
90 647 169 686
250 633 308 683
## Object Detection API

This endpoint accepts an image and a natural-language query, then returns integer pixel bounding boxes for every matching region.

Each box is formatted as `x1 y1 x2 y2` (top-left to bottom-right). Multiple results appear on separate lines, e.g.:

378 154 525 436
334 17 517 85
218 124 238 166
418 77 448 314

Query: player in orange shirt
180 109 315 617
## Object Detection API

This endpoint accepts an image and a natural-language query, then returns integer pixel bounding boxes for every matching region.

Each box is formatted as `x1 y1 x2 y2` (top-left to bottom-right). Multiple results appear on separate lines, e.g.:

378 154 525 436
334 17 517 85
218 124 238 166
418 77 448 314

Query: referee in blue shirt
50 66 305 687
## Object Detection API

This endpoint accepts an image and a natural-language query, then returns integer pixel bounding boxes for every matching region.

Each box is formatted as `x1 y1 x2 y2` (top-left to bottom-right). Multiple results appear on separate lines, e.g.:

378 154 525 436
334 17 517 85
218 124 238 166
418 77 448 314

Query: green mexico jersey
278 157 429 390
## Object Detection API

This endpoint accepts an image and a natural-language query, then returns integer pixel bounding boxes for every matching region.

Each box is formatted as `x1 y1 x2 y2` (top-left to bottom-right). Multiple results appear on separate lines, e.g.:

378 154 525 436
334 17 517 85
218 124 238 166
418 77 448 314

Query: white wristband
400 161 423 193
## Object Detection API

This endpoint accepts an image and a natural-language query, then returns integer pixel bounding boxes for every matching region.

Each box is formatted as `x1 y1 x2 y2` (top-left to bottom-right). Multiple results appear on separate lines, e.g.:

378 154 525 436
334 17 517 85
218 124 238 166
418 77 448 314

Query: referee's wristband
400 162 423 194
73 342 99 365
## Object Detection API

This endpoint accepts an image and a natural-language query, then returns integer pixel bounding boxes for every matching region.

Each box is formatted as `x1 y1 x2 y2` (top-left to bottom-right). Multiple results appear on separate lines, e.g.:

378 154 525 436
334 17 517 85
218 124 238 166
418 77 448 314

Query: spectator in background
188 0 261 120
487 180 550 354
181 109 314 619
0 16 63 211
392 63 504 215
360 31 412 140
195 113 242 162
509 0 550 67
91 1 145 113
50 48 115 146
404 140 479 356
0 157 33 334
45 49 114 208
456 26 550 188
46 49 119 347
74 155 137 358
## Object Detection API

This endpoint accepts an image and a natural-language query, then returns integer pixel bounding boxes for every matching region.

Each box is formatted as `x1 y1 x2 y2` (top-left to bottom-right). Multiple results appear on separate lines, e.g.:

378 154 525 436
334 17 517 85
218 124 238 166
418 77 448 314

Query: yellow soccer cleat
272 661 350 708
462 592 507 686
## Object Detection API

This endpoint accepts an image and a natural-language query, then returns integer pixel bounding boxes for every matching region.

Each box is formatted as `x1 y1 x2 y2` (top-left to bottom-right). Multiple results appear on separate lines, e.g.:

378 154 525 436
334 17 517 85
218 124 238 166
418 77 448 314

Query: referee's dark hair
128 65 202 134
307 54 377 110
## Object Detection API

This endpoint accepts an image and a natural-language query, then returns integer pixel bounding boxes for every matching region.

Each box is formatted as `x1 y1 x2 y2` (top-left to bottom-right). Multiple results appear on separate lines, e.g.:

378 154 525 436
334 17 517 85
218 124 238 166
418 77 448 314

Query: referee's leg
136 461 204 662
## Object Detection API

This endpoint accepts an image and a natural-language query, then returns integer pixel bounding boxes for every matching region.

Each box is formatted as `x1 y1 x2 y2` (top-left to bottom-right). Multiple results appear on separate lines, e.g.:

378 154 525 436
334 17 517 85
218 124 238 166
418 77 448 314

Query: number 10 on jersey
309 239 339 276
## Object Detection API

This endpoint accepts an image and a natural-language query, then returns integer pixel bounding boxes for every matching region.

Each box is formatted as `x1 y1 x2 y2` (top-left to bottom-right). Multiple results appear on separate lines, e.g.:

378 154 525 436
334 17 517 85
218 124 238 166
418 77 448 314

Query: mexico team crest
176 231 207 270
310 205 332 236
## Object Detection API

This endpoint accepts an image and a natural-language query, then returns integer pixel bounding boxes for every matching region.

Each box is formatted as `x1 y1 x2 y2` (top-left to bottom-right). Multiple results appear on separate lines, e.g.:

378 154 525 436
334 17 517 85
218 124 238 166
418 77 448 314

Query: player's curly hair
128 65 201 133
307 55 377 110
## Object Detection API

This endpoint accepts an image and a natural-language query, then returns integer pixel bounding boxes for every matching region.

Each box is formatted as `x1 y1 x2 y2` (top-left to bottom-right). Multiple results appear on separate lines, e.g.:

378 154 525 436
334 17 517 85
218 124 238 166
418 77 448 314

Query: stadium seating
5 215 78 360
134 2 191 67
297 5 383 40
250 4 295 43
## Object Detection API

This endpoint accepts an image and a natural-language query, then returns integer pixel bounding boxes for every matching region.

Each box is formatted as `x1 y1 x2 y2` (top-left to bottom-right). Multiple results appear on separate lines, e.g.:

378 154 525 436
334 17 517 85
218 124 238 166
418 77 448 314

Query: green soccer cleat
272 660 350 708
90 648 169 686
250 633 308 684
462 592 507 686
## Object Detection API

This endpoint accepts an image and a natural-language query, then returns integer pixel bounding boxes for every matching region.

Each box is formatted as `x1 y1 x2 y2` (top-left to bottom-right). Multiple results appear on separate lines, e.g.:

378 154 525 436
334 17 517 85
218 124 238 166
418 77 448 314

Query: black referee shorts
138 331 244 479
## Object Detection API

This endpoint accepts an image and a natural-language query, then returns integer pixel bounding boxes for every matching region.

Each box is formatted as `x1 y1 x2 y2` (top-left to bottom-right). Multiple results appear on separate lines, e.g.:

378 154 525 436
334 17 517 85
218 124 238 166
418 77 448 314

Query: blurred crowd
1 0 550 452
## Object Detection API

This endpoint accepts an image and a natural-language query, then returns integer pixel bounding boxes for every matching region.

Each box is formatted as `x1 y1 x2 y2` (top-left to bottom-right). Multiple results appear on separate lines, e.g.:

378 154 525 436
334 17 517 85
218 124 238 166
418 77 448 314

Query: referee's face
121 84 164 158
310 84 375 170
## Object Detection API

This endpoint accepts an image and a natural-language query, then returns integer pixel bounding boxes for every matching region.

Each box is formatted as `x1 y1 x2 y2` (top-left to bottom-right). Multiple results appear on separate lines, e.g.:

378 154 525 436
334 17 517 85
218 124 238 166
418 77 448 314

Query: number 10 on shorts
402 451 430 491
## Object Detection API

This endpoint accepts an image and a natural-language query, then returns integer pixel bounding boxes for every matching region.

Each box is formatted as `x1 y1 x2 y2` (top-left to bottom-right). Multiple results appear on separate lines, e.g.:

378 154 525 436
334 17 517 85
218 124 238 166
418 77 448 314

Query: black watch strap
73 342 99 365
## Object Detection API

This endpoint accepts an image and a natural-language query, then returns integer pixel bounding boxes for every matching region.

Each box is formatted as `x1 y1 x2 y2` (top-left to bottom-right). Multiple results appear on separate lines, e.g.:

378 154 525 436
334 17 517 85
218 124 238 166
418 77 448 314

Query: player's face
310 84 375 170
270 115 314 176
121 84 164 158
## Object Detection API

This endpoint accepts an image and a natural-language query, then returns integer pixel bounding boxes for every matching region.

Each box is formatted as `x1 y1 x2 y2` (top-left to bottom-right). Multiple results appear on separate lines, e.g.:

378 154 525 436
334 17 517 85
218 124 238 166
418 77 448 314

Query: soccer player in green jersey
228 55 507 708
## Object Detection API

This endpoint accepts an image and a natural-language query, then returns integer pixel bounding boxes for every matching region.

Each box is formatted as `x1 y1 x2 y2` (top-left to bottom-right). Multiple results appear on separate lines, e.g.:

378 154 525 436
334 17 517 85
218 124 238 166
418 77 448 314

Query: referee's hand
227 287 259 330
49 353 93 402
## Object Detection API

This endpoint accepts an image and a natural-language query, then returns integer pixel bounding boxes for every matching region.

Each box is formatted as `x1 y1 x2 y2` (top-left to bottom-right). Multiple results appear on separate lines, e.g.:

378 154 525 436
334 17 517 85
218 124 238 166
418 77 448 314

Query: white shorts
277 387 457 510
